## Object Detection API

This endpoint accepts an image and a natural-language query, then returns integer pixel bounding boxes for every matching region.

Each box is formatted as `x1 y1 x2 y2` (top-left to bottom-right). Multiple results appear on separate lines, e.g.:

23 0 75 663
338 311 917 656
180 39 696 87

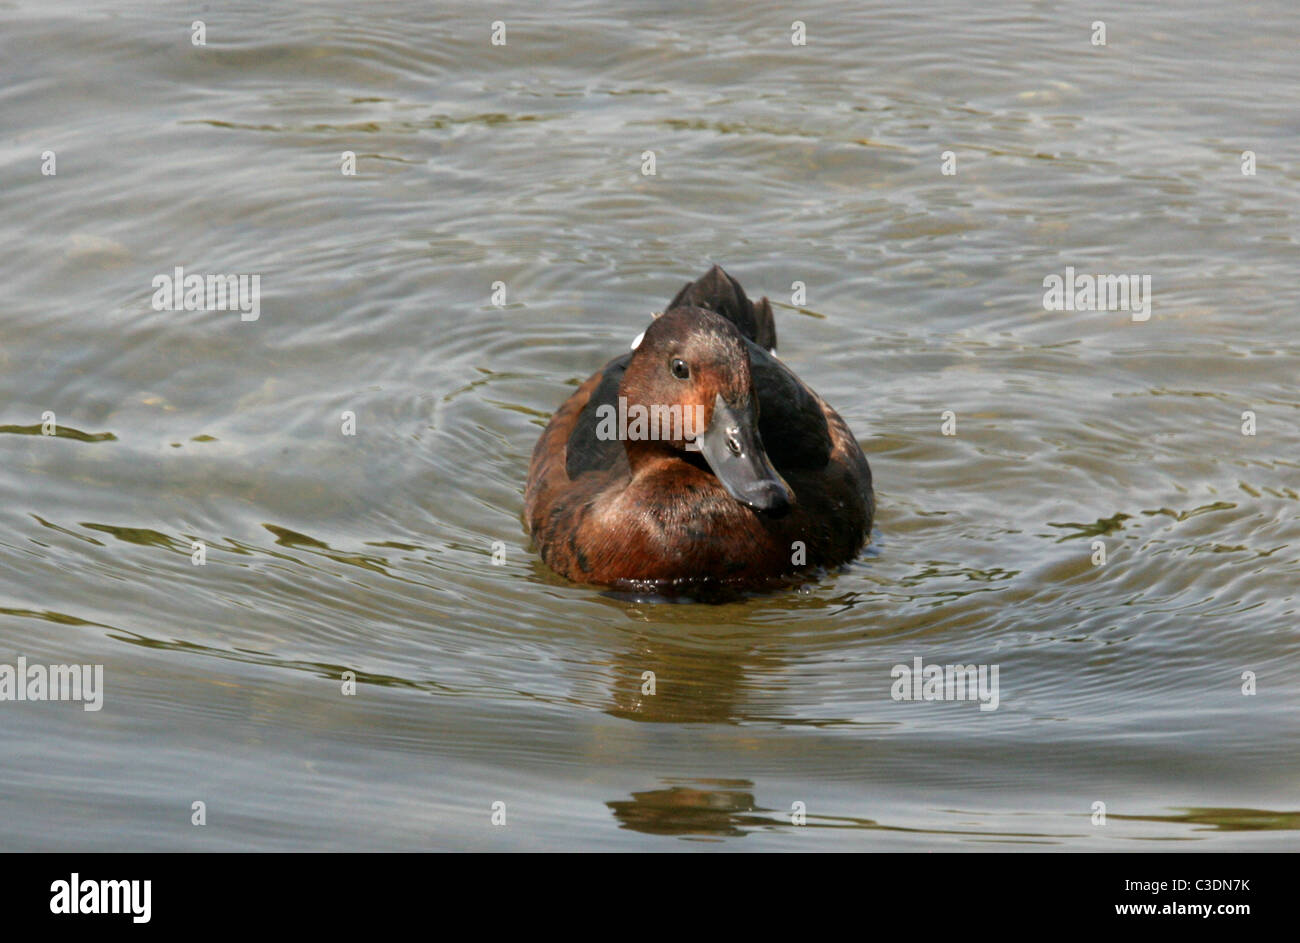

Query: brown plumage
525 265 873 598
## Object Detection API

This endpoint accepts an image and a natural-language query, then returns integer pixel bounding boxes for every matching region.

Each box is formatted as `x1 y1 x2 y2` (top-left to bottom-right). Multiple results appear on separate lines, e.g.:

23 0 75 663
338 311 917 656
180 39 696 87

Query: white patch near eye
630 330 645 350
769 348 779 359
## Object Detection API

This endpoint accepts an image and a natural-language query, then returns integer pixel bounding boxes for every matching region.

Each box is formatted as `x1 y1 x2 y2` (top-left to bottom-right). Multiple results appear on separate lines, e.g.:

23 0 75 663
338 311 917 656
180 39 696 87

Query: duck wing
744 338 832 470
565 352 632 479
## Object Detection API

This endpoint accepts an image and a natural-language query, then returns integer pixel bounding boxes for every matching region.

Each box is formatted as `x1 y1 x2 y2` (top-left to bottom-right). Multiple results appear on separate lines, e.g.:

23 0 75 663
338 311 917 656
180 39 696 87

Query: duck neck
624 439 689 476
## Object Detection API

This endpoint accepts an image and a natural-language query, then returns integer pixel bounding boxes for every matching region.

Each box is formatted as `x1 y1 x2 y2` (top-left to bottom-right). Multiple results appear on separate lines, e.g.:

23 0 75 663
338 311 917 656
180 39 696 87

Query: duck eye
670 358 690 380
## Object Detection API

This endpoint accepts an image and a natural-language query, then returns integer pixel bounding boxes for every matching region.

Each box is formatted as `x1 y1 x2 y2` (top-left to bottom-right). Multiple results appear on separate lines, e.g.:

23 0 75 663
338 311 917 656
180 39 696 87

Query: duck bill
697 393 794 517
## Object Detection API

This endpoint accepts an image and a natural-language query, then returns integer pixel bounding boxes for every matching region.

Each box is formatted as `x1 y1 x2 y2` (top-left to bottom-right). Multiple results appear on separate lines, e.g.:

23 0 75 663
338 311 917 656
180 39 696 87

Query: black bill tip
740 479 793 517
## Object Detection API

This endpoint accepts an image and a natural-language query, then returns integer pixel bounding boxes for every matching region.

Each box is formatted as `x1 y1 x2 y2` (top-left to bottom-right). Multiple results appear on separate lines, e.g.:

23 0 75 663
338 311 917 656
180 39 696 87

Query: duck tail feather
664 264 776 350
752 296 777 352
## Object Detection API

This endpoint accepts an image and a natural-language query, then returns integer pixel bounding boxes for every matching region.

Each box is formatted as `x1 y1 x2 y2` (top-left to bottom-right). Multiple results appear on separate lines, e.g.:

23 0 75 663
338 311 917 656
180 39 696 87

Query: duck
525 265 874 597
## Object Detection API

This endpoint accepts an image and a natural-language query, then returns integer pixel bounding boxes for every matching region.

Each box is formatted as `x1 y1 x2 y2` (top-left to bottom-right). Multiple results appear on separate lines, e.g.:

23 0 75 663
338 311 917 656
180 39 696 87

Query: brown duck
525 265 873 597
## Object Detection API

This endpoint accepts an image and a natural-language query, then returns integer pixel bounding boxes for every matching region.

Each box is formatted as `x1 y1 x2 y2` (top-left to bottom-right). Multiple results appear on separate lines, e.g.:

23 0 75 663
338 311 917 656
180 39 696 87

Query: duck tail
665 264 778 353
752 296 777 353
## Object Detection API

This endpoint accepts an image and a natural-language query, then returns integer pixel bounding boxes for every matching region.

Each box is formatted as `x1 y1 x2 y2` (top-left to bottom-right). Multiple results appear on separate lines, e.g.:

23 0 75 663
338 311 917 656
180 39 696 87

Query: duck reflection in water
606 780 772 838
602 631 783 725
601 635 785 837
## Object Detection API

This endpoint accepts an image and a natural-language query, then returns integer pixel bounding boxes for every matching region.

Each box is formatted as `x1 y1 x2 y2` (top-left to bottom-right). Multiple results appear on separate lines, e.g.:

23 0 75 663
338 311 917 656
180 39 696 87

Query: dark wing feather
565 352 631 478
744 339 832 470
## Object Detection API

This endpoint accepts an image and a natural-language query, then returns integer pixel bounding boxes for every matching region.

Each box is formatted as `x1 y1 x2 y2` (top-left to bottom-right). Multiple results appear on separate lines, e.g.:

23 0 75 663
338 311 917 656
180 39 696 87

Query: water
1 0 1297 850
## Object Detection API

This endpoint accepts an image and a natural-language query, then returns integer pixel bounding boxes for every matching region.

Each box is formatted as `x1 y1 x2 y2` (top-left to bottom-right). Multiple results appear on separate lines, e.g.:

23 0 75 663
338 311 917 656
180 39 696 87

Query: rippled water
1 0 1297 850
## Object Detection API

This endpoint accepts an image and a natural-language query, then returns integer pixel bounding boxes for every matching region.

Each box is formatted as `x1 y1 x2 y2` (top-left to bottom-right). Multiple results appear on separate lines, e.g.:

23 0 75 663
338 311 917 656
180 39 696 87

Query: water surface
1 0 1297 850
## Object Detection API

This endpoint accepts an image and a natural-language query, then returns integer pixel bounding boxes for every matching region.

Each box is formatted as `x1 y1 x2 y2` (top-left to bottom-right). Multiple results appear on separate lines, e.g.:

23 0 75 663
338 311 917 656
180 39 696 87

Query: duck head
618 306 793 517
